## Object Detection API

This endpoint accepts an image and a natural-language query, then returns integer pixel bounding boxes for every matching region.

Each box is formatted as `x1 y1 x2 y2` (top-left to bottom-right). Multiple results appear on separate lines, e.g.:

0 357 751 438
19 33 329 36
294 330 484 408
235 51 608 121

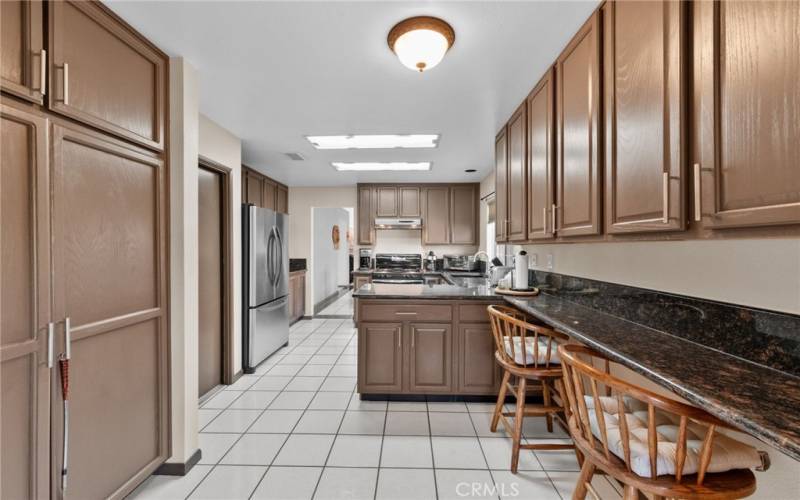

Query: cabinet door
604 0 686 234
245 171 263 207
422 187 450 244
1 1 45 103
457 324 499 394
408 323 452 393
527 68 556 240
495 127 509 242
696 1 800 228
287 274 297 322
450 185 478 245
357 186 374 245
507 103 528 241
276 185 288 214
1 100 51 500
49 1 166 150
358 323 403 393
263 179 277 211
399 186 421 217
296 274 305 319
51 122 169 499
376 186 398 217
556 11 602 237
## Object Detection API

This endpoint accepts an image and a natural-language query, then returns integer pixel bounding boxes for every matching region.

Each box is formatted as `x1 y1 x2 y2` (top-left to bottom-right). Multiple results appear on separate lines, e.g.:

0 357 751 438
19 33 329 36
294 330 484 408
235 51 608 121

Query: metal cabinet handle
693 163 701 222
397 330 401 348
60 316 72 492
395 312 417 316
39 49 47 95
63 63 69 105
47 322 55 368
551 204 557 233
662 172 669 224
543 207 547 234
64 317 71 359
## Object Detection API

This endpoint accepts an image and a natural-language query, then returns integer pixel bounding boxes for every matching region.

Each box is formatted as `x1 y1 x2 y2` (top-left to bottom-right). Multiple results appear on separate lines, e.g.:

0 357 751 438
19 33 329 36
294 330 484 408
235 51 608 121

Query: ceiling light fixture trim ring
387 16 456 50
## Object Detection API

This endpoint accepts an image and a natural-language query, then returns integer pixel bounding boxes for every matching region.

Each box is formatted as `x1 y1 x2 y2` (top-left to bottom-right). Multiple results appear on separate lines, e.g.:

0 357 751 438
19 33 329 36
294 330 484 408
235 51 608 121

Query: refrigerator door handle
265 228 275 285
273 227 284 286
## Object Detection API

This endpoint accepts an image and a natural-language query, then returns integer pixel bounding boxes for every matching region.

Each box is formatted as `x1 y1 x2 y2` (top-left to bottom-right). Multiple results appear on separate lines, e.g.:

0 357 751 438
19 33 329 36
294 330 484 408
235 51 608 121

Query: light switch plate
530 253 538 266
547 254 554 270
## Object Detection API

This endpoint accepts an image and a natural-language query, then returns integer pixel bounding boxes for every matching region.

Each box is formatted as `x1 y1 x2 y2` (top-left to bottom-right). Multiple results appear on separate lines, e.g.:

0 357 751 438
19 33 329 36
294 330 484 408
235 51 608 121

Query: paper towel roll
514 251 528 290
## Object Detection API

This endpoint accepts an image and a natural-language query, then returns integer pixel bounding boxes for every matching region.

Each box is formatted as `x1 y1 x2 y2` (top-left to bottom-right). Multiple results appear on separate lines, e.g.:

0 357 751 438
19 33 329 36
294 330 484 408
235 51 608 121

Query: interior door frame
198 156 234 385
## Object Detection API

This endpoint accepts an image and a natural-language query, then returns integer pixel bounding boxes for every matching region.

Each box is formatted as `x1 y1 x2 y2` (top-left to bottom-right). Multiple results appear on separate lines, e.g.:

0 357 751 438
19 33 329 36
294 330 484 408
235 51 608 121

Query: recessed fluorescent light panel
332 162 431 172
307 134 439 149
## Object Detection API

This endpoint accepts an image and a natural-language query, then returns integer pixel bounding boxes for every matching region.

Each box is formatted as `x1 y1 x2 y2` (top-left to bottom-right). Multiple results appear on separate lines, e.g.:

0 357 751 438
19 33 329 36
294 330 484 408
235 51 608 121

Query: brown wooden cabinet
604 0 686 234
696 0 800 229
1 100 51 500
288 271 306 324
507 103 528 241
457 324 499 394
399 186 421 217
354 274 372 290
376 186 398 217
1 0 45 104
276 185 288 214
556 11 602 237
526 68 556 241
357 186 375 245
242 166 288 214
408 323 452 393
450 184 478 245
422 186 450 244
48 0 166 151
358 322 403 393
494 127 509 242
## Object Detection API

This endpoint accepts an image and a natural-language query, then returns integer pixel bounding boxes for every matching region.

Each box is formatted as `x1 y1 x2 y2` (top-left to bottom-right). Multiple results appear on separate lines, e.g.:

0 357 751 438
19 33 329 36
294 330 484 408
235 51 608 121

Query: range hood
374 217 422 230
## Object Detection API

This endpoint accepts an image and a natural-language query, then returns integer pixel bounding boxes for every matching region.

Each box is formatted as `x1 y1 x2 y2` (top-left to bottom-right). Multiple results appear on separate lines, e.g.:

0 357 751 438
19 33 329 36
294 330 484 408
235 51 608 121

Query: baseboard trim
230 370 243 383
153 448 202 476
314 288 350 314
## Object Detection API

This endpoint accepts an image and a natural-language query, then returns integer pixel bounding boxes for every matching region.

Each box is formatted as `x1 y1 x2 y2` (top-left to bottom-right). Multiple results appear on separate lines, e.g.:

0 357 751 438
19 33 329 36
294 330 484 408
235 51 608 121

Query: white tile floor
316 291 354 317
130 317 623 500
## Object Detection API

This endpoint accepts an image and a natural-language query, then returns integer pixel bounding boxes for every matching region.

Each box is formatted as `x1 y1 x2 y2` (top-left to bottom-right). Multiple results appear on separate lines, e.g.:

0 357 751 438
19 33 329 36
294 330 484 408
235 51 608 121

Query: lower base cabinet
288 271 306 324
356 300 501 396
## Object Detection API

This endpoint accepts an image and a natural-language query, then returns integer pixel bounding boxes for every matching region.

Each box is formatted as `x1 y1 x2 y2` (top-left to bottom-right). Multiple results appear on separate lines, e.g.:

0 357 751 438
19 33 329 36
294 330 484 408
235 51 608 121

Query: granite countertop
353 279 800 460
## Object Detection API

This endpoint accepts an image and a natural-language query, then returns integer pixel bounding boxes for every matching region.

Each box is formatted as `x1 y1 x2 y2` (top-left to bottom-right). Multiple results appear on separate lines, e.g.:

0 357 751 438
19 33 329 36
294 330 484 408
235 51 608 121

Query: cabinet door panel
245 172 263 207
450 185 477 245
376 186 398 217
527 68 556 240
605 0 685 233
357 186 374 244
697 0 800 228
495 128 508 242
358 323 402 392
1 1 45 103
409 323 452 393
457 324 499 394
1 101 50 500
399 186 421 217
423 187 450 244
277 185 288 214
507 104 528 241
556 12 602 237
263 179 277 211
49 1 165 150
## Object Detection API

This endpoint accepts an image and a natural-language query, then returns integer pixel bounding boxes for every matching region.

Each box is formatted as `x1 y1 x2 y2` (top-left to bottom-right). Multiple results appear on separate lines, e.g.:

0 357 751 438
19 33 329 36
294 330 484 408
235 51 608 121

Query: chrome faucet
473 250 490 263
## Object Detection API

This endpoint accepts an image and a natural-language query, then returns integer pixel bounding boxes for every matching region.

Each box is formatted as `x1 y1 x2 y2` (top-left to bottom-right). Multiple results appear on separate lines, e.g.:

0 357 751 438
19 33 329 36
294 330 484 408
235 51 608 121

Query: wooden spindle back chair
558 344 767 500
486 305 574 473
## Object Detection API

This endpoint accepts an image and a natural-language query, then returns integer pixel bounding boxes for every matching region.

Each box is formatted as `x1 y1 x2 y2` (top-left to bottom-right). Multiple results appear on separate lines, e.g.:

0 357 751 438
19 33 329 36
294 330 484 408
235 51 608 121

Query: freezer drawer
247 296 289 368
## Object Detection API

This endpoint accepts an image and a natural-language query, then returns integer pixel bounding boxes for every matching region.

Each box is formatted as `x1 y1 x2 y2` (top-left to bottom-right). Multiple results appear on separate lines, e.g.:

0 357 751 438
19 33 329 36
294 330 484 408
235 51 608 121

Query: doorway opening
311 206 354 317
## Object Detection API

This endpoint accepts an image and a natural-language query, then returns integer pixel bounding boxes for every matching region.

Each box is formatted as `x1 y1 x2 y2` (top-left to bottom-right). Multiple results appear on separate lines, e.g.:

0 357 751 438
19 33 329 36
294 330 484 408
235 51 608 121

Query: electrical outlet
546 254 554 270
530 253 538 266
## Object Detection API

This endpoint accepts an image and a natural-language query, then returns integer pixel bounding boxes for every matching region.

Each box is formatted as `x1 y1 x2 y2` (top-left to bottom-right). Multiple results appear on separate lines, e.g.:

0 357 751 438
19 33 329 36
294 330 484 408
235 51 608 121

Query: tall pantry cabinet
1 1 170 499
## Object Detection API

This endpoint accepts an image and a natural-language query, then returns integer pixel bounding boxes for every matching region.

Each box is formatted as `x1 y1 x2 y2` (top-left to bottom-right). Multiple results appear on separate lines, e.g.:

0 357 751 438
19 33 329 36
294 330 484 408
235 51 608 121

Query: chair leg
491 370 511 432
510 376 527 474
571 460 596 500
622 485 639 500
543 380 553 433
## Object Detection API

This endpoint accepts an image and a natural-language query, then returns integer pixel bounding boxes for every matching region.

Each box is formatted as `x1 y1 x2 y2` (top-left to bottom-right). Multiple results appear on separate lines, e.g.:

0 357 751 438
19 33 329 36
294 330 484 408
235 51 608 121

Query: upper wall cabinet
507 103 528 241
556 11 602 237
450 184 478 245
357 186 375 245
604 0 686 234
376 186 398 217
399 186 421 217
48 1 166 151
494 127 508 242
277 185 289 214
696 0 800 229
1 1 45 104
242 166 288 214
526 68 556 240
422 186 450 245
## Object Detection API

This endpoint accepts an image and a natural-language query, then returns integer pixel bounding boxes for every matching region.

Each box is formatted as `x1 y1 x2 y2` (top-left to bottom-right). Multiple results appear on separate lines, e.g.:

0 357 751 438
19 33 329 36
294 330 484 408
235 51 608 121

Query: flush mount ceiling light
332 162 431 172
387 16 455 73
307 134 439 150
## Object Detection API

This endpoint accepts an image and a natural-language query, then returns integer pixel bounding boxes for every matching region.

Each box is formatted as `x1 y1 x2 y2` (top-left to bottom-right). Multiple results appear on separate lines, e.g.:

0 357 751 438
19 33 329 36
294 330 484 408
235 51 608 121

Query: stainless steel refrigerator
243 205 289 373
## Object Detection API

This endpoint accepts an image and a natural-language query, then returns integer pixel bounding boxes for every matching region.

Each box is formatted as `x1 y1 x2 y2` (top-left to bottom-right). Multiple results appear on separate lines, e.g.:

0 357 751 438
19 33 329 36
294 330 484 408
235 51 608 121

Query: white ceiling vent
285 152 305 161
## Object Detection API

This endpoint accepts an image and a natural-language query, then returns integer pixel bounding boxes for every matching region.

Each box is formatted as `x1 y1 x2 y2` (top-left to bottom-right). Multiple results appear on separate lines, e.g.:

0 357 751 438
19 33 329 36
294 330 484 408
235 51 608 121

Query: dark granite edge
505 295 800 461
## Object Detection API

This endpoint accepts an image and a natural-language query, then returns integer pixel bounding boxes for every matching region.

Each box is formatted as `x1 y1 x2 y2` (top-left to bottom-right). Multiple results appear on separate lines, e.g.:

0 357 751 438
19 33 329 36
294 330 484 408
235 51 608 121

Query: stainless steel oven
372 253 423 284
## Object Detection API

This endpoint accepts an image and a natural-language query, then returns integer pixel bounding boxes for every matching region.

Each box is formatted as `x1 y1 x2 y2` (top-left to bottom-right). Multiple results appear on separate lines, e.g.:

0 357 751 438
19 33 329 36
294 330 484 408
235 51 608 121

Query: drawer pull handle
62 63 69 105
693 163 701 222
39 49 47 95
662 171 669 224
395 312 417 316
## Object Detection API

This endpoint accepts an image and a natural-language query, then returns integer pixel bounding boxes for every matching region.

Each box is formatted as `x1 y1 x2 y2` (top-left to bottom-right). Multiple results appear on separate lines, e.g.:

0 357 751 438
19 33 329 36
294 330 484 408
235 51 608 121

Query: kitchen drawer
458 303 499 322
360 303 452 322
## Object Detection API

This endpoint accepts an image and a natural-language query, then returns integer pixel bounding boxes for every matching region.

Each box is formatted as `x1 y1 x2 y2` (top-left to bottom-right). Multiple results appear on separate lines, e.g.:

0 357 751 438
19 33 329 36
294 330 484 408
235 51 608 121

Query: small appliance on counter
359 248 373 270
425 251 437 272
443 254 479 272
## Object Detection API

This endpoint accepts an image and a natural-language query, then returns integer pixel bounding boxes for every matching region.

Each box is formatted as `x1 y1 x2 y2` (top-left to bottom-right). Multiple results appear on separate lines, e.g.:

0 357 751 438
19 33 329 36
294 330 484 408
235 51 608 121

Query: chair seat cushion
582 396 762 478
503 336 560 366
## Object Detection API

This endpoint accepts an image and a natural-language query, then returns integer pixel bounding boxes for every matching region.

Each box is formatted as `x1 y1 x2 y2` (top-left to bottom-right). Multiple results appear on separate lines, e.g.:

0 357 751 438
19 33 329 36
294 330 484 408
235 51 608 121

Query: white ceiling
106 1 598 187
